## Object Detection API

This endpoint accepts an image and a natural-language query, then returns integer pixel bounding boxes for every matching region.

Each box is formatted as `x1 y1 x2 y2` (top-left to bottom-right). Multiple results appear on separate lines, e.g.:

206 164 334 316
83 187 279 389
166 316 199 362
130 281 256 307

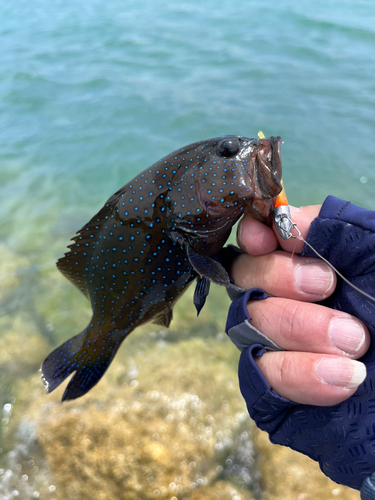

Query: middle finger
231 251 336 302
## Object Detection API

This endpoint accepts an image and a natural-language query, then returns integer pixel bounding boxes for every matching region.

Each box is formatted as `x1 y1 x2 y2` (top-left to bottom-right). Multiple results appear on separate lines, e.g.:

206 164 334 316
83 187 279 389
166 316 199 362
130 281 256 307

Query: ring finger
247 297 370 359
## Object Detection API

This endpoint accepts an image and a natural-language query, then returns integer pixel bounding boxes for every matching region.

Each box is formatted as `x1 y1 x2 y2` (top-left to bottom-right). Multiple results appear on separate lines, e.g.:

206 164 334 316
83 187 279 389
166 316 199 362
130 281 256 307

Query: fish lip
241 136 282 224
270 136 283 184
256 136 283 199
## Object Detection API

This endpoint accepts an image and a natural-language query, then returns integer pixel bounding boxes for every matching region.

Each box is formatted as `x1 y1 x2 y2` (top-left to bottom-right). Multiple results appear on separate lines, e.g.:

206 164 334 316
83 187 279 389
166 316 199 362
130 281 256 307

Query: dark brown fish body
41 135 283 400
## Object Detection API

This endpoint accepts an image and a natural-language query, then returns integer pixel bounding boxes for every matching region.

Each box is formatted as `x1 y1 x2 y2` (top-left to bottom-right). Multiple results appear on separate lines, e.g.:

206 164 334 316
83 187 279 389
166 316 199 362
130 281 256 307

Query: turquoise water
2 0 375 314
1 0 375 261
1 1 375 497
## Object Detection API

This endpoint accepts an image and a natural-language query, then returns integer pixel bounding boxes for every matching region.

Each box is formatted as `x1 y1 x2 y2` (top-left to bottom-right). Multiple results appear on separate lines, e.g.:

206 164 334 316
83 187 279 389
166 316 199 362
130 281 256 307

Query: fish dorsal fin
153 308 173 327
57 191 124 298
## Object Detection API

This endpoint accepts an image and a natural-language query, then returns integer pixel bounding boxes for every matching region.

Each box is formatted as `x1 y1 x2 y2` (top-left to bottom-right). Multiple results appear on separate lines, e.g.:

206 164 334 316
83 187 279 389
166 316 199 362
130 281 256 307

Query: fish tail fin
41 324 124 401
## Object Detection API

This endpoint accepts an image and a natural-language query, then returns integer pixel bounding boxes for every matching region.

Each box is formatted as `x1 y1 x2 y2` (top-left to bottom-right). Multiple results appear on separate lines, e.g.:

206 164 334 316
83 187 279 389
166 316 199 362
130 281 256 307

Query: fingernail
295 262 334 296
329 317 366 355
316 358 366 389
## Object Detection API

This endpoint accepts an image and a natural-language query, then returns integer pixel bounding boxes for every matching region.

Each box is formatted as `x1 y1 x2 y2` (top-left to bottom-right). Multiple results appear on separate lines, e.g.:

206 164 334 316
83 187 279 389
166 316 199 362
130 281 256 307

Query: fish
41 134 283 401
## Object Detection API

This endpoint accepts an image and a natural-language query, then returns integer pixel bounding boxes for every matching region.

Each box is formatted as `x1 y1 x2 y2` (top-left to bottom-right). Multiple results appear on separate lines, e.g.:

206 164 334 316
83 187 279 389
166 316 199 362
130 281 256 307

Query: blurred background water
1 0 374 499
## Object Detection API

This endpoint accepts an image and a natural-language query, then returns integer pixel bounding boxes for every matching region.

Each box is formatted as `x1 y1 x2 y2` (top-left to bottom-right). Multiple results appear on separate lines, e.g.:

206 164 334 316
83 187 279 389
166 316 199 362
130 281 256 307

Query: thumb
275 205 322 253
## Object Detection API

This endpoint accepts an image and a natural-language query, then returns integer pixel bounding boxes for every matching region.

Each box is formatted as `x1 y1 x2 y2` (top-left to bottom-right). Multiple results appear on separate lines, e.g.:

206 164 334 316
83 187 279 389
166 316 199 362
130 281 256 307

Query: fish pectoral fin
194 276 210 316
153 308 173 327
187 245 230 287
169 231 185 248
41 325 124 401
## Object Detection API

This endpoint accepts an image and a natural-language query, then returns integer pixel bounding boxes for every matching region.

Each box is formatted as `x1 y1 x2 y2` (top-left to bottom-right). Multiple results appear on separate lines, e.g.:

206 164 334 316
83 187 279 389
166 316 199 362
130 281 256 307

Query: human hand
231 205 370 406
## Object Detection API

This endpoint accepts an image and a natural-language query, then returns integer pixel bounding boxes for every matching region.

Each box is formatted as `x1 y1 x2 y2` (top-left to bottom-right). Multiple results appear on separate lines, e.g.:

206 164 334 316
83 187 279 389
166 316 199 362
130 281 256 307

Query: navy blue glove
226 196 375 492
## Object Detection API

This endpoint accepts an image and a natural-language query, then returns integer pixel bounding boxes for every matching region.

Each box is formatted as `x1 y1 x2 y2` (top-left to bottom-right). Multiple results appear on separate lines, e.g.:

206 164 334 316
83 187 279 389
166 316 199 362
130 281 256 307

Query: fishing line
275 214 375 303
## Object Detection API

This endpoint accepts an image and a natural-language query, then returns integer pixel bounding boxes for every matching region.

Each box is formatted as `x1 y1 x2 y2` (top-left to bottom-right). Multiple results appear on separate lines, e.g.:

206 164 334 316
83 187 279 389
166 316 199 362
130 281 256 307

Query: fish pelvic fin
194 276 210 316
41 324 125 401
187 245 231 287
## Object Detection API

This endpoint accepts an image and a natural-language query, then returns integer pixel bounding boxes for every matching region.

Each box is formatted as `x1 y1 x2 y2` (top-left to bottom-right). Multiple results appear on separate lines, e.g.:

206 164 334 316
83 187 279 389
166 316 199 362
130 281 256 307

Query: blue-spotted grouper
41 135 283 400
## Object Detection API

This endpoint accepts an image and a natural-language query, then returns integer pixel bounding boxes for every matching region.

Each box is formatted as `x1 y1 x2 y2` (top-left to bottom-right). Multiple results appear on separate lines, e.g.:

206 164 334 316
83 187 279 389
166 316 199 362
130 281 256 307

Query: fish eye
216 139 240 158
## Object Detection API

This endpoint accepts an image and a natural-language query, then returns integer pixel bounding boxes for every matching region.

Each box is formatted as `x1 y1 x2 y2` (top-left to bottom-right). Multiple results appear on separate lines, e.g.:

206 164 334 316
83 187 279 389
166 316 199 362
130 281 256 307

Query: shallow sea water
1 0 374 498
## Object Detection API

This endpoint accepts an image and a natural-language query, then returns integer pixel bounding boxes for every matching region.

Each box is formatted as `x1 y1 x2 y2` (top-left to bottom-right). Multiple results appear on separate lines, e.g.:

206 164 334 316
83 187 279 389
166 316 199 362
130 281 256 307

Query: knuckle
257 253 280 290
276 353 292 387
279 300 304 343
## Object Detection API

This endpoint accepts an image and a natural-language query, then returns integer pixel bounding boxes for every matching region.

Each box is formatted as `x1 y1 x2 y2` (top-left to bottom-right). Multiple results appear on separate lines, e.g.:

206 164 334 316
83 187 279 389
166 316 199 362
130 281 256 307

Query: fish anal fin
153 308 173 327
41 324 125 401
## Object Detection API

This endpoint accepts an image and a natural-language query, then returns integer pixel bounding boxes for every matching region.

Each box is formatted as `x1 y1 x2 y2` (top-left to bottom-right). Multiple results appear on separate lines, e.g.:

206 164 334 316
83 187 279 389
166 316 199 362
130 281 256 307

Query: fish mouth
256 136 283 199
243 136 283 225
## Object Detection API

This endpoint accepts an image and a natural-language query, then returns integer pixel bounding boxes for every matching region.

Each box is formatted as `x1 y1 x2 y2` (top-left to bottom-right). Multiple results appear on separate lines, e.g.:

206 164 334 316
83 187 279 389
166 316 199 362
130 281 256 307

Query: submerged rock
0 267 360 499
0 317 50 379
27 337 258 500
0 245 29 306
